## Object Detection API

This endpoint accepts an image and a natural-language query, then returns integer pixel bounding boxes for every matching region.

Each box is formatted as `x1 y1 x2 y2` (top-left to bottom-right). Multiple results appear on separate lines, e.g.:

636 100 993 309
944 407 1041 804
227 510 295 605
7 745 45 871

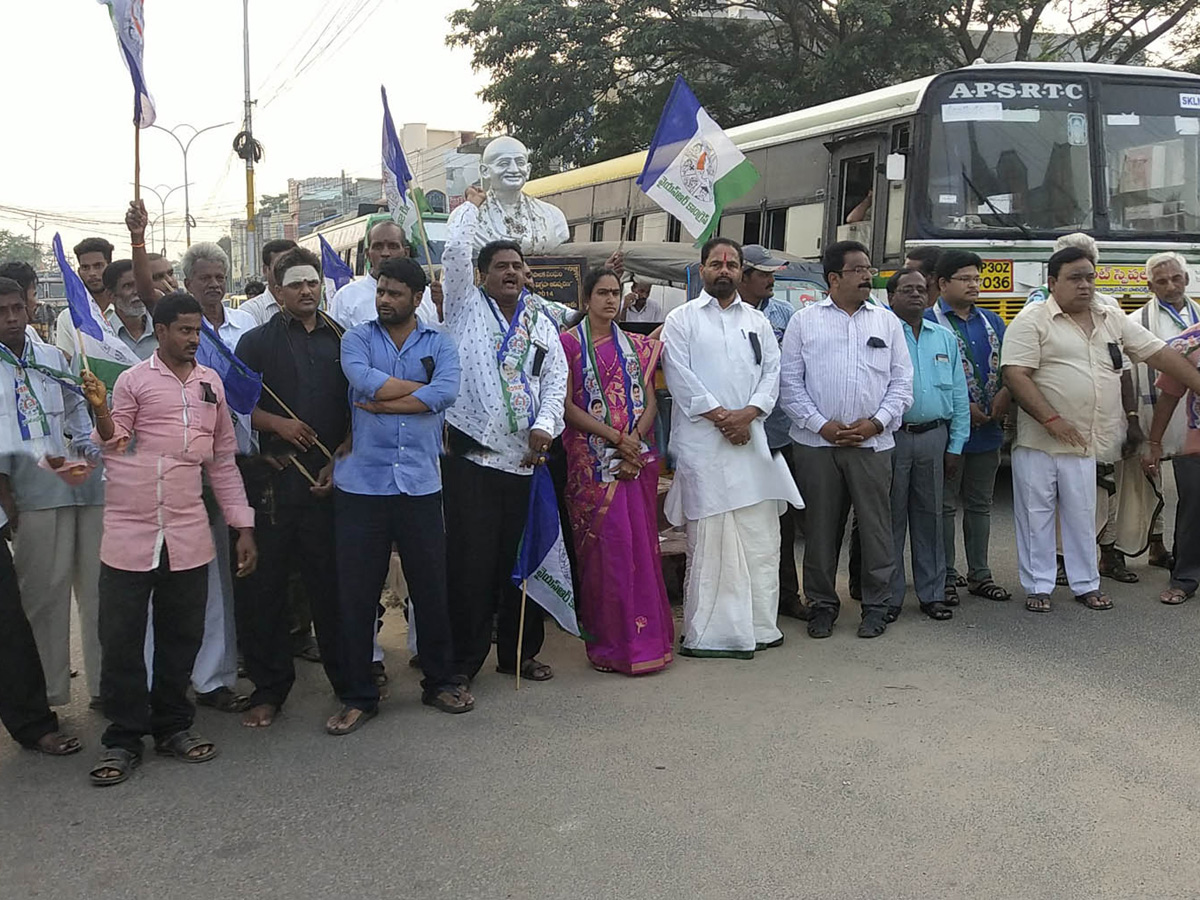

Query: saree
560 325 673 675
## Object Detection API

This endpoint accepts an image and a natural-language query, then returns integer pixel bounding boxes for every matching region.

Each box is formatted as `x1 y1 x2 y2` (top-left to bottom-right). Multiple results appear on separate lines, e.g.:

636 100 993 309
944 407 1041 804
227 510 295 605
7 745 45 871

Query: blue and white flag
319 235 354 301
512 465 580 636
381 85 414 223
637 76 758 243
97 0 156 128
52 234 142 389
196 319 262 416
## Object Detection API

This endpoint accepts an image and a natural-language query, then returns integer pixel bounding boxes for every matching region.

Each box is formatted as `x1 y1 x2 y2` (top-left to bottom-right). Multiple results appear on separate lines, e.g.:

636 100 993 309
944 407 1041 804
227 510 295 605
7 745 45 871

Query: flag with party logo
637 76 758 243
511 465 580 637
97 0 156 127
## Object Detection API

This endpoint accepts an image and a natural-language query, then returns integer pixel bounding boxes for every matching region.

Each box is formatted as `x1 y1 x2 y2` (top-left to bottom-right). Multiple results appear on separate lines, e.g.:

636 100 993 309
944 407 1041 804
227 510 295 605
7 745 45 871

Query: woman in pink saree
560 268 673 675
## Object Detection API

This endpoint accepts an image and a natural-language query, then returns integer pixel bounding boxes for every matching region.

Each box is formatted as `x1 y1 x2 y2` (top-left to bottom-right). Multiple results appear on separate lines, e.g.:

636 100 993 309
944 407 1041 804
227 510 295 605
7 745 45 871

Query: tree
0 228 42 268
449 0 1200 173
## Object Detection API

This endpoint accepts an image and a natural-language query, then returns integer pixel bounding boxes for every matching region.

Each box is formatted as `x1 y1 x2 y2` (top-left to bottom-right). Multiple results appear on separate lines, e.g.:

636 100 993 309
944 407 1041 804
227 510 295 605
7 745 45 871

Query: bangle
1043 415 1061 425
131 242 145 249
1148 440 1162 446
1127 411 1139 419
94 409 111 419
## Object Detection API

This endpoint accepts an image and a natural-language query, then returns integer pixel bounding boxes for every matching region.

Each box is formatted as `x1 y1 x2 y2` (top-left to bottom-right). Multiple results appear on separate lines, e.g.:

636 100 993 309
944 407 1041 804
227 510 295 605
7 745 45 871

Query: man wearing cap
739 245 803 620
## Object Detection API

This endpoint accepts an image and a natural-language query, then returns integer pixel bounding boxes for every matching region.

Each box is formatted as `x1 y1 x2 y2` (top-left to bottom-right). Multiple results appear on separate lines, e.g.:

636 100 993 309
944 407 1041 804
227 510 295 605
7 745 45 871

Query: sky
4 0 491 260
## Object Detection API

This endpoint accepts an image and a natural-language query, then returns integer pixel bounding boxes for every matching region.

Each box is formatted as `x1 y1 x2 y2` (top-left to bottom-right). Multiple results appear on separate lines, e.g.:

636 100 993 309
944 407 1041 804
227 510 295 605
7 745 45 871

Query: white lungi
682 499 783 656
1012 447 1099 596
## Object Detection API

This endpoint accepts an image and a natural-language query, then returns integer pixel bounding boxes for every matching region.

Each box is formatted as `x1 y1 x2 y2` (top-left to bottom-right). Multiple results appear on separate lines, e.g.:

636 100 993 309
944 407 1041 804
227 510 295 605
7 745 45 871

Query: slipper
422 685 475 714
1025 593 1052 613
1074 591 1114 611
1160 587 1192 605
919 602 954 620
89 747 141 786
195 687 250 713
155 730 218 763
24 732 82 756
325 706 377 736
968 580 1012 602
496 659 553 681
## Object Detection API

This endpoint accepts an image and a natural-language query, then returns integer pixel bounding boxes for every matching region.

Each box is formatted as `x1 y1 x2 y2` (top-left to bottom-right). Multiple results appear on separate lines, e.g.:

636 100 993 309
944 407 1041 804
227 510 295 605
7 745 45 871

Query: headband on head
282 265 319 286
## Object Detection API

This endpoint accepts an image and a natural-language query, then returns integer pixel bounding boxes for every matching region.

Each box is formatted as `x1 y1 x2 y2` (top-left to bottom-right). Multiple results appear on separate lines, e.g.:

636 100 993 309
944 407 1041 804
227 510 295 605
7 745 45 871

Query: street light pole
149 121 233 246
136 183 189 257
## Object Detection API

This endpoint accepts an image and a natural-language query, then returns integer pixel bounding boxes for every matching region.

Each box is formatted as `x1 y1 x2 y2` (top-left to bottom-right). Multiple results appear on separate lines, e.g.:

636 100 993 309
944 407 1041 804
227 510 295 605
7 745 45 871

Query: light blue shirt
753 295 796 449
334 318 460 497
899 318 970 455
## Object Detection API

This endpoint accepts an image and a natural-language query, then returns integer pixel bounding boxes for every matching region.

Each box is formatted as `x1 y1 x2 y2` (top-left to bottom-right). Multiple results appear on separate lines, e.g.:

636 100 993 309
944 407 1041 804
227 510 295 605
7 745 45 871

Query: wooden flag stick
290 455 320 486
134 123 141 202
261 382 333 460
617 176 636 253
515 579 529 692
73 325 92 375
411 191 437 286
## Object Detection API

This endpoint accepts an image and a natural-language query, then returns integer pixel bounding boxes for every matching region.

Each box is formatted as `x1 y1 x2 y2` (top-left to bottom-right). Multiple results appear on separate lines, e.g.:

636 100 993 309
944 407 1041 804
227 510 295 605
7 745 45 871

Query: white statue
472 136 570 255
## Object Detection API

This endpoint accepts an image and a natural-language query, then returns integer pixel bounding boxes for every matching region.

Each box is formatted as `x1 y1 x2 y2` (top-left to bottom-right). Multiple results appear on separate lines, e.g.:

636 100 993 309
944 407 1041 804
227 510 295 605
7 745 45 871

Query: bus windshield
1102 82 1200 234
925 77 1092 233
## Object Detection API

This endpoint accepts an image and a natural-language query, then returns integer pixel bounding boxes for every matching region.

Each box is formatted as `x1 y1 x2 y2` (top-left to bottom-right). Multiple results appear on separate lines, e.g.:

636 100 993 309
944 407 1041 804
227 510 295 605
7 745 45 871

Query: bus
297 210 450 277
526 61 1200 319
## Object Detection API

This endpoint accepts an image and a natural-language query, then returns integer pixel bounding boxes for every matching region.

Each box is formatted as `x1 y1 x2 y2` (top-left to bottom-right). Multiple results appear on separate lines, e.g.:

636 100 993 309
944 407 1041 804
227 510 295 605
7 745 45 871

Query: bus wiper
961 170 1033 240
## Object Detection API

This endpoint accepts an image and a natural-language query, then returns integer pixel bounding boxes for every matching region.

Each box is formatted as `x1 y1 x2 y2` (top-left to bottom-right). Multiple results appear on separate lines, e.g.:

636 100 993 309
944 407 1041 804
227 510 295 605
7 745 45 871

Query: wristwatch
869 416 884 434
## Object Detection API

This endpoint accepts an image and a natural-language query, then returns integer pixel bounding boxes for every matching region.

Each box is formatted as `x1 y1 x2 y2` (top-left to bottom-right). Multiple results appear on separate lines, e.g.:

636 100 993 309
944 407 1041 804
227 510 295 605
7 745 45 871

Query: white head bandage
282 265 319 287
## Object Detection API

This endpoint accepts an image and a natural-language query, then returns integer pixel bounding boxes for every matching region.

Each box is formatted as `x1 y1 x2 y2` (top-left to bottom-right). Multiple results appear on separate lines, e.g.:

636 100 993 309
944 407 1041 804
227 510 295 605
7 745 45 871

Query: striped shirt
779 297 913 451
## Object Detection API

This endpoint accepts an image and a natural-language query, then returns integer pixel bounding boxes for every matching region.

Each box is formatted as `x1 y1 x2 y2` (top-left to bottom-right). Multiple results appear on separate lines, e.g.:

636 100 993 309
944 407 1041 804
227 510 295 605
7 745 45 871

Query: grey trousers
890 426 948 608
793 444 893 617
942 447 1001 587
1171 455 1200 595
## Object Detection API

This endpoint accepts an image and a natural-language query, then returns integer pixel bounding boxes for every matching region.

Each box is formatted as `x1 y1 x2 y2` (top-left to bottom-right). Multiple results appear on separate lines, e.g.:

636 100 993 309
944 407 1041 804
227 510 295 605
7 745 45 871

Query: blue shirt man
329 257 473 736
923 249 1013 602
887 268 970 621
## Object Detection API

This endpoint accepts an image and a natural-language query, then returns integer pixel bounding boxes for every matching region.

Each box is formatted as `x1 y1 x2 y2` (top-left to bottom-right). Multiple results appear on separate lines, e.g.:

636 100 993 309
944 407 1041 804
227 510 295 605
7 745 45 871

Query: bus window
666 215 683 242
926 78 1091 232
840 154 876 224
742 210 762 244
1102 83 1200 233
591 221 604 242
764 207 788 250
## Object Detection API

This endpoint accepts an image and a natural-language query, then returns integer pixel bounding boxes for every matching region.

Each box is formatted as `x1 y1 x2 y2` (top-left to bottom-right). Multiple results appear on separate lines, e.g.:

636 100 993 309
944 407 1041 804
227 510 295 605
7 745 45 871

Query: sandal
25 731 82 756
1160 587 1192 605
968 580 1012 602
952 574 968 588
89 747 141 786
1099 548 1138 584
422 684 475 714
943 583 960 607
1025 593 1052 613
920 602 953 620
1055 557 1069 587
1074 591 1114 611
325 706 377 736
496 658 553 681
195 687 250 713
155 730 218 763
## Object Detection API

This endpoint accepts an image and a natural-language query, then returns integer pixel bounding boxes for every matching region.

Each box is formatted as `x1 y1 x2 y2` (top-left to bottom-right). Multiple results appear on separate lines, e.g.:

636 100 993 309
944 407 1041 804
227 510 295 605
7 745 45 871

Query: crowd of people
3 189 1200 788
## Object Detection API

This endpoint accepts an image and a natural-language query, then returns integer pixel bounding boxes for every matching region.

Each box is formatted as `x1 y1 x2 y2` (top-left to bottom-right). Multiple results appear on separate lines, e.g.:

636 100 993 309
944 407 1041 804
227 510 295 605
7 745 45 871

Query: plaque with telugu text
525 256 587 309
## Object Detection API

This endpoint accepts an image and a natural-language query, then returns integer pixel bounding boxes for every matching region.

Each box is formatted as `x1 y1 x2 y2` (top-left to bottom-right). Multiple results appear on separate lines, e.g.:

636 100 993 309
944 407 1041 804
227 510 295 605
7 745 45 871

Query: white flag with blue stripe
97 0 156 127
381 85 414 225
511 465 580 637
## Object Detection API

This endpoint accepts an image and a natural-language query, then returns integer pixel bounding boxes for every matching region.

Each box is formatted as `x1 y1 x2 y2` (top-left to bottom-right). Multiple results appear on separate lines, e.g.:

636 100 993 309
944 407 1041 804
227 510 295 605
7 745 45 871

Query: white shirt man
623 282 665 324
779 241 913 640
1125 252 1200 566
439 190 568 683
662 239 802 660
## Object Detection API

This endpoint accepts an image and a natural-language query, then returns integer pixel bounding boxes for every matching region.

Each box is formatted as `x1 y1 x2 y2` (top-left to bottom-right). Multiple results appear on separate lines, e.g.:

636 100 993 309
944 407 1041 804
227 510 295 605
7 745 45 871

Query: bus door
826 134 887 261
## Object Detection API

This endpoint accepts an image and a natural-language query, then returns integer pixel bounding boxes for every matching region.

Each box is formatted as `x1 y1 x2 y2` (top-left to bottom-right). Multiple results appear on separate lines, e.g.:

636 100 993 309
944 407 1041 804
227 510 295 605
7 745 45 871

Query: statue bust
472 136 570 255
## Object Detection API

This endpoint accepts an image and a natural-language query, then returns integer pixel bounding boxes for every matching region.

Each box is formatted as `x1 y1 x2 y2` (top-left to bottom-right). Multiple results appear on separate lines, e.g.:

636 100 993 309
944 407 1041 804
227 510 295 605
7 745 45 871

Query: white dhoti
681 499 783 657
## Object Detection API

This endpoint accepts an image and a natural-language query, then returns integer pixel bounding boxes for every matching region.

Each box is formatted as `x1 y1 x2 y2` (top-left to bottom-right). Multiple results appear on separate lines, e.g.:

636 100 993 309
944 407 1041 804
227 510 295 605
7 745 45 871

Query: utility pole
26 215 41 268
242 0 257 284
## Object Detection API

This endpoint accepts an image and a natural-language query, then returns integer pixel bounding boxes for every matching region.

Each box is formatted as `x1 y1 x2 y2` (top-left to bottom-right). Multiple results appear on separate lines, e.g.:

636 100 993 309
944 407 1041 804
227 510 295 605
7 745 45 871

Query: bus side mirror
886 153 906 181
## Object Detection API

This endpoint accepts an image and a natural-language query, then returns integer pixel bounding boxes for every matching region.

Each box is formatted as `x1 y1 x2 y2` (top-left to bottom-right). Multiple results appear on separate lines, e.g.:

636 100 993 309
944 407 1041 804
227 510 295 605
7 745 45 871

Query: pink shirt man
93 352 254 572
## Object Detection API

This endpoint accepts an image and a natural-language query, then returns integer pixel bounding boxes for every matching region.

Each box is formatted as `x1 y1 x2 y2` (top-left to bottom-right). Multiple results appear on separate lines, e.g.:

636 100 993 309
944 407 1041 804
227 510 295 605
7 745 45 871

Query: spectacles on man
835 266 879 277
949 275 981 284
893 285 927 297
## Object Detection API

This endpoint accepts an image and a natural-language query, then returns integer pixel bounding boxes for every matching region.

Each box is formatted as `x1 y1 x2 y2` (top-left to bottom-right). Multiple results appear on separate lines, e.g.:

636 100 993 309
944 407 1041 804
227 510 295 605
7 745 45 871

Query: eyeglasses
893 286 927 296
950 275 981 284
835 266 879 277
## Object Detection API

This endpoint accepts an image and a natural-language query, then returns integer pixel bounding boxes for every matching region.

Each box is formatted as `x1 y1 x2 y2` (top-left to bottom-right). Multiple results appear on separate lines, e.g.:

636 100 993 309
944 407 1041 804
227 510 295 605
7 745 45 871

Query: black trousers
443 454 544 679
0 540 59 747
335 489 456 711
99 548 207 754
777 444 800 606
234 498 344 709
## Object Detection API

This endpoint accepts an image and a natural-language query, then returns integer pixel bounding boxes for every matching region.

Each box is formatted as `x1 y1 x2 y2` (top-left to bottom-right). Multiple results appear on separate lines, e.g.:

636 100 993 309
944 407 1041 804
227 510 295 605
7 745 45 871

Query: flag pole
618 176 635 254
515 579 528 691
134 124 141 202
73 324 92 376
411 194 437 286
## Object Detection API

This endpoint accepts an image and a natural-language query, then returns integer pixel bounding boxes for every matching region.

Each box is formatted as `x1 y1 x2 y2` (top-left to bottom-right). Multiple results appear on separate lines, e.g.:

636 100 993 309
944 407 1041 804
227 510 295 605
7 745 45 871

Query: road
2 469 1199 900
